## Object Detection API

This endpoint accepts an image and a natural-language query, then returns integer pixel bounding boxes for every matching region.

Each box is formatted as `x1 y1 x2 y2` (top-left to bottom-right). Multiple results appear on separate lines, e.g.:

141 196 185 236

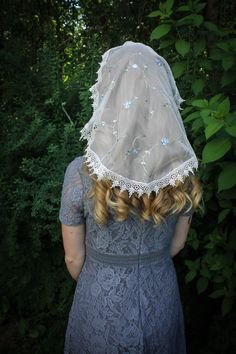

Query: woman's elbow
64 252 85 264
170 243 185 258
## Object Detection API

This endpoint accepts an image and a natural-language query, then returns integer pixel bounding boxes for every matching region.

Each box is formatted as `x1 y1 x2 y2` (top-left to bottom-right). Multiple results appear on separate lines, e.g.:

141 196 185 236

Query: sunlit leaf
150 24 172 41
202 137 231 163
175 39 190 56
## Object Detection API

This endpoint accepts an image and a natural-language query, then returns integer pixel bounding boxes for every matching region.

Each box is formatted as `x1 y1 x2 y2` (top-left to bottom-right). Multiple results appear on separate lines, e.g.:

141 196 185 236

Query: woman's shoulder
69 155 91 183
67 155 85 170
62 156 85 182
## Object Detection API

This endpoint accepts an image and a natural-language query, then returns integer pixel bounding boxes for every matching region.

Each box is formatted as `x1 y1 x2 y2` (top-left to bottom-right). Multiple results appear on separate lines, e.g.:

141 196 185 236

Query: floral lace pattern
59 156 194 353
79 41 199 199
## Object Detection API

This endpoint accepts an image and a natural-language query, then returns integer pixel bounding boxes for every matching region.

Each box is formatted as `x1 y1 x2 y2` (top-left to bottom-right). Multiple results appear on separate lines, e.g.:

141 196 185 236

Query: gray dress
59 156 194 354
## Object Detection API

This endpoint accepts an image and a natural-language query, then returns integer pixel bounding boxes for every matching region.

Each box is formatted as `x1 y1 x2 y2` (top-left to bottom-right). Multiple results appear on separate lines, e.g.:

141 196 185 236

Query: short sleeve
59 157 85 226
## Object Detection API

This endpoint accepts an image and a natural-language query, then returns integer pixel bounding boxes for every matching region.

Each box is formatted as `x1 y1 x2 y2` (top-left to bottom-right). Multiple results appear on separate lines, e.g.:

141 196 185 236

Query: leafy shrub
149 1 236 352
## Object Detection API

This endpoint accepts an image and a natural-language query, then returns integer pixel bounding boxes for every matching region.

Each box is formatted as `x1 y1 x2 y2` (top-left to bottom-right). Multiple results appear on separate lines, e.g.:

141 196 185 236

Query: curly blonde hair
81 160 203 227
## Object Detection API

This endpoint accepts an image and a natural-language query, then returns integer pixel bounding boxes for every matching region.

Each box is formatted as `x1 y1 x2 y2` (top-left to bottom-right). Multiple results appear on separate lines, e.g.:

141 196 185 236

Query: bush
149 0 236 352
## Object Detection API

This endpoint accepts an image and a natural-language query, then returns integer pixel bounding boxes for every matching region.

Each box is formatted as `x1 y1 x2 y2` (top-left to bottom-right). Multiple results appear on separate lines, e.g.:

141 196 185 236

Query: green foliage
1 0 236 353
148 0 236 347
0 1 99 352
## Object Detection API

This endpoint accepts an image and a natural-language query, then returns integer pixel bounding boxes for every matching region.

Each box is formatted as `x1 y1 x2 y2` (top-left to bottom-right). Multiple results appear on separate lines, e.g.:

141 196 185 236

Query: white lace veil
80 41 199 198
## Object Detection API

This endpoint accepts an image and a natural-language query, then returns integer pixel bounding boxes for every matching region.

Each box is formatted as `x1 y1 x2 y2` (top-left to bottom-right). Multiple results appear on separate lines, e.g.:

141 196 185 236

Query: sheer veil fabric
80 40 199 198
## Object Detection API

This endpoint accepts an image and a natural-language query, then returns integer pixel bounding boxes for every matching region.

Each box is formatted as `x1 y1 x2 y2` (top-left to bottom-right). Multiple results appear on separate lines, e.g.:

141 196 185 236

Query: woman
59 41 203 353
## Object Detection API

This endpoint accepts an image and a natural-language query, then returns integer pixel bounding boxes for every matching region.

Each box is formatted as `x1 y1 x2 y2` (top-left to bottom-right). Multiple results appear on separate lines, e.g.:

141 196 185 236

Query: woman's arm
61 223 86 281
169 215 192 258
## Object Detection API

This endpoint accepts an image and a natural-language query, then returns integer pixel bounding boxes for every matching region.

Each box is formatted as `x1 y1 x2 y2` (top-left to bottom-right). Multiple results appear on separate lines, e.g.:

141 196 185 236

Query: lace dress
59 156 194 354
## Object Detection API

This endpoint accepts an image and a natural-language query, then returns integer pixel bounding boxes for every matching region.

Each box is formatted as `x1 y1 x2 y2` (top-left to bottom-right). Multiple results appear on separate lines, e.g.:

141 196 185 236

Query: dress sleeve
59 158 85 226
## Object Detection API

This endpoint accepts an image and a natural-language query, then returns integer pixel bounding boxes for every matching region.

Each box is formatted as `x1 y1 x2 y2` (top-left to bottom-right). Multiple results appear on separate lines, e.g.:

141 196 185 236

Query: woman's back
59 155 193 353
60 40 201 354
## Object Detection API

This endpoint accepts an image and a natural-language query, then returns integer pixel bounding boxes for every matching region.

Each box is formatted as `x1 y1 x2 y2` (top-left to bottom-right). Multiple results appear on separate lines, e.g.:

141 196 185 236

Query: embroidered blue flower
123 100 132 109
125 147 140 156
156 59 163 66
161 137 169 145
132 148 139 155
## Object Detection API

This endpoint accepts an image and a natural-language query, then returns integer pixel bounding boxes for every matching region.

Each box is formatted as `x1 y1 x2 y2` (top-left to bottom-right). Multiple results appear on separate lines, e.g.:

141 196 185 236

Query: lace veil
80 41 199 198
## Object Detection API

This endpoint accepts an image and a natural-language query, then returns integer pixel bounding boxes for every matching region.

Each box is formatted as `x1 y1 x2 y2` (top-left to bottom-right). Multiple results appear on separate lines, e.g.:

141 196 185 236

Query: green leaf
222 266 233 280
193 39 206 56
225 124 236 138
218 209 230 223
205 121 224 139
210 260 224 271
150 24 172 41
200 109 211 119
191 99 208 108
193 15 204 27
194 3 207 13
158 39 175 49
191 118 204 132
192 79 205 95
155 2 173 17
147 10 163 18
175 39 190 57
177 14 195 26
166 0 174 9
197 277 209 294
202 137 231 163
225 113 236 125
222 56 235 71
216 42 230 51
217 98 230 116
171 61 186 78
185 270 197 283
209 93 223 107
182 106 194 115
176 5 190 12
219 199 232 208
184 111 199 123
192 239 200 250
204 21 221 34
218 163 236 191
221 296 233 316
209 288 225 299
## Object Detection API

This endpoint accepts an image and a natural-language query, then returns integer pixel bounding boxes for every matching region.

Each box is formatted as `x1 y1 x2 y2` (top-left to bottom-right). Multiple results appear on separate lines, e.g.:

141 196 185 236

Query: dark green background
0 0 236 353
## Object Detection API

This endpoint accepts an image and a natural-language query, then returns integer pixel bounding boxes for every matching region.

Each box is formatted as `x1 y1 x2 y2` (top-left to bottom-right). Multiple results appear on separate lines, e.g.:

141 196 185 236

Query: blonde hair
82 161 203 227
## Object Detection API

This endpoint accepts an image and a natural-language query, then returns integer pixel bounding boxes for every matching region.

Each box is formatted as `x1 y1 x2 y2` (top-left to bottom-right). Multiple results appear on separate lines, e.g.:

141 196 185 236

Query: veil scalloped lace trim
83 145 198 198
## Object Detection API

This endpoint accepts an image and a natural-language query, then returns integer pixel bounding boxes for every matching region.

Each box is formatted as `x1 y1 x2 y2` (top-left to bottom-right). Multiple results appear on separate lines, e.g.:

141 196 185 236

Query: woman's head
80 41 200 215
